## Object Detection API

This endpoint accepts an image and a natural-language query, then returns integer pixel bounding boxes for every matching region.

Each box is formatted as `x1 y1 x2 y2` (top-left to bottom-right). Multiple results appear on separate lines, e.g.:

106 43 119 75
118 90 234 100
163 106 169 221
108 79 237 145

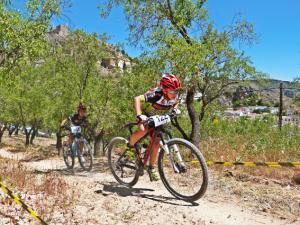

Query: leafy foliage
100 0 265 146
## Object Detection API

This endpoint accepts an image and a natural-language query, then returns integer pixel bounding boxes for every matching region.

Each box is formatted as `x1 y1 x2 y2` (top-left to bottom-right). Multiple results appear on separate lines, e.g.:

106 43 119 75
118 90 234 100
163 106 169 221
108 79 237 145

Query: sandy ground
0 136 299 225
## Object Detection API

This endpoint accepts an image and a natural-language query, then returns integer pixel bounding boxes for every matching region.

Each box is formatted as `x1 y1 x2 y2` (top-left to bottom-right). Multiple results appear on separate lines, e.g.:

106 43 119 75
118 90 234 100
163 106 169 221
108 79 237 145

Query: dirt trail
0 144 299 225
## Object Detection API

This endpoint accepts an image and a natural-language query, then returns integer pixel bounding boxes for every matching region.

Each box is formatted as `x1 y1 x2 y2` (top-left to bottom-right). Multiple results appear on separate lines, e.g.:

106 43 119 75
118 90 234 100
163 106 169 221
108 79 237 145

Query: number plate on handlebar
71 126 81 134
152 115 171 127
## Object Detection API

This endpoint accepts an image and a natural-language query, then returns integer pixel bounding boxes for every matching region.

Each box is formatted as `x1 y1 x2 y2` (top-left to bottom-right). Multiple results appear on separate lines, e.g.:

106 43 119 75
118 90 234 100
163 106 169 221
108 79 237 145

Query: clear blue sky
13 0 300 81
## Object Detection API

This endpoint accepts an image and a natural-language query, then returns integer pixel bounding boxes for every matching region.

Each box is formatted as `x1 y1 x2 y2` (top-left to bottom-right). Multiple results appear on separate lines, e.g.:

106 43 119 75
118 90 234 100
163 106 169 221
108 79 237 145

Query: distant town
223 106 299 126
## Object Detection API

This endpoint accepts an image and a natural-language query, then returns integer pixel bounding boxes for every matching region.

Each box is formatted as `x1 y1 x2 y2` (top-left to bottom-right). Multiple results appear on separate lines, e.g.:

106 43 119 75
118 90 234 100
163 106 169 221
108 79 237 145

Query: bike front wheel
78 139 93 171
107 137 140 187
158 138 208 202
62 144 75 169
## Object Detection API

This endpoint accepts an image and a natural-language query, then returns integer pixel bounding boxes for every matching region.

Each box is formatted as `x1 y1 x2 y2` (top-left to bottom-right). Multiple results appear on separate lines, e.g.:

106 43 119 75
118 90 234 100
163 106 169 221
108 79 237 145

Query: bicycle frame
135 125 179 173
70 133 80 155
74 137 85 154
139 127 156 165
124 114 183 172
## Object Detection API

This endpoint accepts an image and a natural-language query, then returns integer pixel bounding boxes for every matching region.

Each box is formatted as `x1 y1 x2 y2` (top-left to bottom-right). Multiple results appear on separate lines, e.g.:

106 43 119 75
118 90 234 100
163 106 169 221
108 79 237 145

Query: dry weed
0 157 79 224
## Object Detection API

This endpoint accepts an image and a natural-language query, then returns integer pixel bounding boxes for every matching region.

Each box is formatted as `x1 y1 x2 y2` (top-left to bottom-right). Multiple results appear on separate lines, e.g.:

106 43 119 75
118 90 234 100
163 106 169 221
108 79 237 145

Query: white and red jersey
139 87 179 116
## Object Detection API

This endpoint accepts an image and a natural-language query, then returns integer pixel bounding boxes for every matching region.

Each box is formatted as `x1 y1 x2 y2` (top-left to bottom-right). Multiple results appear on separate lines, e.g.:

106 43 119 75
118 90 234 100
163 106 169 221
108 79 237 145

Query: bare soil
0 135 299 225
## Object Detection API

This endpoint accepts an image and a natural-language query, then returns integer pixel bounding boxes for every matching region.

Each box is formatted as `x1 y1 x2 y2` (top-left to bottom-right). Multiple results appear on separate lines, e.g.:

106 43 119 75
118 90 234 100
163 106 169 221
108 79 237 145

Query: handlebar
123 112 179 133
145 112 178 128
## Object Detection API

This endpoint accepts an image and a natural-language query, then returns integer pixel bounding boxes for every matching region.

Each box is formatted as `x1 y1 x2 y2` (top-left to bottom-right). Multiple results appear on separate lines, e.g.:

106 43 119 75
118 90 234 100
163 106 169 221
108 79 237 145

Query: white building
282 115 299 126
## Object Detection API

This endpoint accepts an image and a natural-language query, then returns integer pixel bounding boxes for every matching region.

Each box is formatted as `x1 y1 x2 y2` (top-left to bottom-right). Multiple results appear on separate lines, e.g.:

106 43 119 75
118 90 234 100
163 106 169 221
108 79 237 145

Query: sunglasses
167 89 180 95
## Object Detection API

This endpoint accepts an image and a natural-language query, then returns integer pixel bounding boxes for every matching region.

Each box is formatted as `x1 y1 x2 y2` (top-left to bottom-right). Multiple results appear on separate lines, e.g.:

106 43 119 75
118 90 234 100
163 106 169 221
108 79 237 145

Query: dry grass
0 157 79 224
201 136 300 181
201 136 300 162
0 133 58 161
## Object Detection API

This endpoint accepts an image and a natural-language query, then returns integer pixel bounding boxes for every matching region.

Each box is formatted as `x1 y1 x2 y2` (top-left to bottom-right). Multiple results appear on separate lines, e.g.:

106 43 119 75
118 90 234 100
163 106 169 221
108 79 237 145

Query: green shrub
199 116 300 161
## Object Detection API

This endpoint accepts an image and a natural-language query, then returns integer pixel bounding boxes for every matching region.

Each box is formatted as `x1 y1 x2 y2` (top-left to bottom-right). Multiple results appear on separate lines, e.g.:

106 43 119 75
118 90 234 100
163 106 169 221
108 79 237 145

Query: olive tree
100 0 262 146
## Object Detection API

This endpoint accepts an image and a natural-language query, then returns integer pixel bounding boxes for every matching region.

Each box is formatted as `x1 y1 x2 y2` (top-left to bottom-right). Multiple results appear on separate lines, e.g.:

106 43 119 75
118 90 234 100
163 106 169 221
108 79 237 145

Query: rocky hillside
221 79 300 108
47 25 133 76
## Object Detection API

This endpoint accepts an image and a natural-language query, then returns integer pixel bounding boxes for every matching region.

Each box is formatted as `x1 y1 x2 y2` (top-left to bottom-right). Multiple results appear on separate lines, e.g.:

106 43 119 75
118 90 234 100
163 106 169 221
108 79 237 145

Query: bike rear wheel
62 144 75 169
78 139 93 171
158 138 208 202
107 137 139 187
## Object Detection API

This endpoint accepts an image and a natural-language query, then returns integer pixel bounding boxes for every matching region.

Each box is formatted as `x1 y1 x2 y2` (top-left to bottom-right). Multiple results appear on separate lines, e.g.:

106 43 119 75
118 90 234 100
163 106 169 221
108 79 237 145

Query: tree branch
171 117 190 140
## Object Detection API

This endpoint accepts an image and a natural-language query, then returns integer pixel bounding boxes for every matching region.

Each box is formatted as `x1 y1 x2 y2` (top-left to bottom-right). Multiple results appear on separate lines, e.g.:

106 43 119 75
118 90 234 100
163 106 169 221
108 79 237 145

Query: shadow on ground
32 158 110 177
96 182 199 207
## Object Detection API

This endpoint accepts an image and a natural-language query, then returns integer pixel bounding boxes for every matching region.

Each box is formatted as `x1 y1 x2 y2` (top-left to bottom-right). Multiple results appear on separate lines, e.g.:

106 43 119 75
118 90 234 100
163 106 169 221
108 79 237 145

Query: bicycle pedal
139 170 144 176
138 167 144 176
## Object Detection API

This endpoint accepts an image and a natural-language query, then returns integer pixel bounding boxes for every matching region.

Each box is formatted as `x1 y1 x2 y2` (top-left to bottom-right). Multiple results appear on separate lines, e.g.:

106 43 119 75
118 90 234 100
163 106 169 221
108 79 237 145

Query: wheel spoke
63 145 74 169
78 140 93 171
108 137 139 186
158 138 208 201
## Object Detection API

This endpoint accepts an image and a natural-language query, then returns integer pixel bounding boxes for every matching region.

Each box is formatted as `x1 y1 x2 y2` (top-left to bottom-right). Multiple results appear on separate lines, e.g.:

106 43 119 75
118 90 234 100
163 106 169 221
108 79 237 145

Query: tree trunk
8 127 16 137
25 128 32 146
0 123 7 143
0 131 5 143
30 128 37 145
93 130 104 157
56 131 63 156
199 103 207 123
25 133 30 146
186 87 200 147
14 126 19 135
171 118 190 140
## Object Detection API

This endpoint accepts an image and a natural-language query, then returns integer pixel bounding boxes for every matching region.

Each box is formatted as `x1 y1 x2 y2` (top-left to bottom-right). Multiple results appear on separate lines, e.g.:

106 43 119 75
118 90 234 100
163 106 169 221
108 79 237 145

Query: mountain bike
62 125 93 171
107 112 208 202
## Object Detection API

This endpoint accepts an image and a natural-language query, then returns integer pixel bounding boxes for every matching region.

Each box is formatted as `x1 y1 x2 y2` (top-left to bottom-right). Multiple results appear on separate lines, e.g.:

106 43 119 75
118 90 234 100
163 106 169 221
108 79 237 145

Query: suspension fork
172 143 186 167
77 138 84 155
161 129 185 168
71 139 78 157
159 132 180 173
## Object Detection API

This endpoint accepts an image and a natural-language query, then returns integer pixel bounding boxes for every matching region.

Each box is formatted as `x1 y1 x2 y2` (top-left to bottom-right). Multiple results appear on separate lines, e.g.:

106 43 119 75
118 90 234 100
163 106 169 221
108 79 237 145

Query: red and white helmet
160 73 182 90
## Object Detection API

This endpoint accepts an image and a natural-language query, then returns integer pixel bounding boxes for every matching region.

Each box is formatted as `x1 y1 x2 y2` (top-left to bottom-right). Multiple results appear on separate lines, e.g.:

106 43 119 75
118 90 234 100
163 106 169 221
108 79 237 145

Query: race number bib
71 126 81 134
152 115 171 127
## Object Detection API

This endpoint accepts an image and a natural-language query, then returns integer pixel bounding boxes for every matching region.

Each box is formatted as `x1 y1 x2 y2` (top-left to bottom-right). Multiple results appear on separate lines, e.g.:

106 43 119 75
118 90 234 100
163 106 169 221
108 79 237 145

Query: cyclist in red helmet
129 73 182 181
61 102 89 146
